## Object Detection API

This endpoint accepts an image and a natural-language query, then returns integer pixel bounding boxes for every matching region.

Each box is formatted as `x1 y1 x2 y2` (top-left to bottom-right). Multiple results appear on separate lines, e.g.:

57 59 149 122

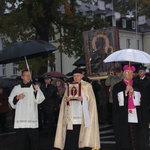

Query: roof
138 19 150 32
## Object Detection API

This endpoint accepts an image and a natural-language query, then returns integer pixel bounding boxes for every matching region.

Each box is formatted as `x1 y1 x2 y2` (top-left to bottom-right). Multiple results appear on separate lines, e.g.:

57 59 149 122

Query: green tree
138 0 150 17
112 0 150 18
0 0 109 73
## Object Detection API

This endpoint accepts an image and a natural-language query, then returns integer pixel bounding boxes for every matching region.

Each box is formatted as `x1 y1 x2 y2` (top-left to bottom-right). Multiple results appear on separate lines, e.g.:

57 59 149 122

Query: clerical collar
140 76 145 80
21 82 32 88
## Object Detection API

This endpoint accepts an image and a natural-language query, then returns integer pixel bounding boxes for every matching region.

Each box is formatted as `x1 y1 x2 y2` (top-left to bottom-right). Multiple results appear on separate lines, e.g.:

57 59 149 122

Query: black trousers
64 125 91 150
0 112 7 128
128 123 149 150
16 128 40 150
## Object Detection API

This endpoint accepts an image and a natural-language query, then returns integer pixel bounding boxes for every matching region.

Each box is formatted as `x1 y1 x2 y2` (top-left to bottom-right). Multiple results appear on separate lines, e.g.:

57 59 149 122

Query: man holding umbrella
112 65 150 150
8 69 45 150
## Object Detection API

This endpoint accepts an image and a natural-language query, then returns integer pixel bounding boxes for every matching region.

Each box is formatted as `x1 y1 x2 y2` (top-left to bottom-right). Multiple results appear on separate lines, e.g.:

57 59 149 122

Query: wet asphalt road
0 130 116 150
0 110 116 150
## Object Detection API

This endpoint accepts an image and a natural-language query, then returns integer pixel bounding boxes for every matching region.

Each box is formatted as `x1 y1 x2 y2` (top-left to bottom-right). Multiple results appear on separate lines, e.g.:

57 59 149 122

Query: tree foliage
138 0 150 17
3 0 150 73
0 0 109 73
97 0 150 17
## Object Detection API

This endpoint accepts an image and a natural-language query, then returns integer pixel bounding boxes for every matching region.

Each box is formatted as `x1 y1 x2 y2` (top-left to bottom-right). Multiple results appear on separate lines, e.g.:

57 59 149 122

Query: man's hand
125 85 134 94
33 85 39 92
109 71 114 76
17 93 25 100
66 96 71 102
76 96 83 101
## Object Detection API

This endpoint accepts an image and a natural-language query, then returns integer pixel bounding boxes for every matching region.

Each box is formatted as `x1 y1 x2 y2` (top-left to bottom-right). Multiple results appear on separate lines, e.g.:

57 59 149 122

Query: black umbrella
0 40 57 82
0 78 22 96
66 72 73 77
0 78 22 88
0 40 57 64
73 58 86 67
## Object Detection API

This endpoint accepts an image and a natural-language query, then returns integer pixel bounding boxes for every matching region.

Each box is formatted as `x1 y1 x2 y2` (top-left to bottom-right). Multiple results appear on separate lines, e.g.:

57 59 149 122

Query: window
1 37 4 49
122 19 126 28
137 40 140 49
13 63 17 75
119 37 123 49
0 37 5 50
49 28 56 41
2 64 6 76
126 39 131 48
132 21 135 29
101 15 105 19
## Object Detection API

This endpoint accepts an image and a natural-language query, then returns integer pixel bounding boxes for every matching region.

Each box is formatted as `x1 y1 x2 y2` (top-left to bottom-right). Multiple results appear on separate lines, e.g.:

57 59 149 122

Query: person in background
0 87 9 132
53 78 66 125
54 78 66 102
32 74 44 130
105 67 123 123
54 68 100 150
133 65 150 144
92 79 108 124
113 65 150 150
8 70 45 150
40 75 59 137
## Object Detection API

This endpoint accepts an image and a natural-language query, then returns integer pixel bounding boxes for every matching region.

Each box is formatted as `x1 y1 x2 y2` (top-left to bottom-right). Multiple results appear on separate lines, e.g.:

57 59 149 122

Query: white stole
71 91 91 127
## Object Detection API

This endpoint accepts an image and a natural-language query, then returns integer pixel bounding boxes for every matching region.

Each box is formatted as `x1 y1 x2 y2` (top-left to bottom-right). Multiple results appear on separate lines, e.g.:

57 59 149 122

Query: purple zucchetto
123 65 136 72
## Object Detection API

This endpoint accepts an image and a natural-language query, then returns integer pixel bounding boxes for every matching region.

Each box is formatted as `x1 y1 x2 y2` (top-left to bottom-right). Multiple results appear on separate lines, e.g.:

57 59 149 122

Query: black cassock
112 80 149 150
134 76 150 125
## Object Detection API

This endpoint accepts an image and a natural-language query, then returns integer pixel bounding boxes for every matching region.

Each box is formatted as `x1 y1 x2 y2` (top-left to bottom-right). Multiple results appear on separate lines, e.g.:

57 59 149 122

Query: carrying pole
24 56 33 82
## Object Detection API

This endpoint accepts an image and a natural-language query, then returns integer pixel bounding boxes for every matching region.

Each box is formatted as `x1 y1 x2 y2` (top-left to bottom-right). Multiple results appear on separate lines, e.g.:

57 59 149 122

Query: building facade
0 1 150 78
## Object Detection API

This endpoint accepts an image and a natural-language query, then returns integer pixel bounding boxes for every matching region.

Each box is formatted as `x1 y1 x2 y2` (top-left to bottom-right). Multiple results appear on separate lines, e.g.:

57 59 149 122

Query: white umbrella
103 49 150 64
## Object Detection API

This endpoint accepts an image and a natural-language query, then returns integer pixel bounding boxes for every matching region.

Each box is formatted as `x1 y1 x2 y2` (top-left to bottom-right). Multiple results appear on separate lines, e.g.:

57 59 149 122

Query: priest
54 68 100 150
113 65 150 150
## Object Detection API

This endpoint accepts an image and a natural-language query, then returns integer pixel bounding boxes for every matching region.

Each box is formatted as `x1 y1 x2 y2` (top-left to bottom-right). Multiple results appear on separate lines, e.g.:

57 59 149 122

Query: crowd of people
0 65 150 150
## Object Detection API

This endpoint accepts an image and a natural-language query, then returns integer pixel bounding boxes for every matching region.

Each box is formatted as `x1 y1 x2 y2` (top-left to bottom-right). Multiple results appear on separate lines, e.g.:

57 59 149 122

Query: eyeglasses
22 75 31 77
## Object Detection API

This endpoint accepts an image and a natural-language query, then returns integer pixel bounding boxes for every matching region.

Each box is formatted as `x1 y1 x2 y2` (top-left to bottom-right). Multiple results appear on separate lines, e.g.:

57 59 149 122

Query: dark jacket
40 83 59 112
133 76 150 108
0 93 9 113
92 80 108 106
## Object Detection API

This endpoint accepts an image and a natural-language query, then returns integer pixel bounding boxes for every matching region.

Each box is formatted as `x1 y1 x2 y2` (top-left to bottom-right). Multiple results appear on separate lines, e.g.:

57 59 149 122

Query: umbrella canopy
0 40 57 64
66 72 73 77
73 58 86 67
0 78 22 88
103 49 150 64
43 71 66 78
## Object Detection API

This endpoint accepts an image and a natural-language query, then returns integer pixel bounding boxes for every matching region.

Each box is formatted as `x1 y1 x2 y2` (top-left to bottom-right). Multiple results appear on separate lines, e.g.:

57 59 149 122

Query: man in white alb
9 70 45 150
